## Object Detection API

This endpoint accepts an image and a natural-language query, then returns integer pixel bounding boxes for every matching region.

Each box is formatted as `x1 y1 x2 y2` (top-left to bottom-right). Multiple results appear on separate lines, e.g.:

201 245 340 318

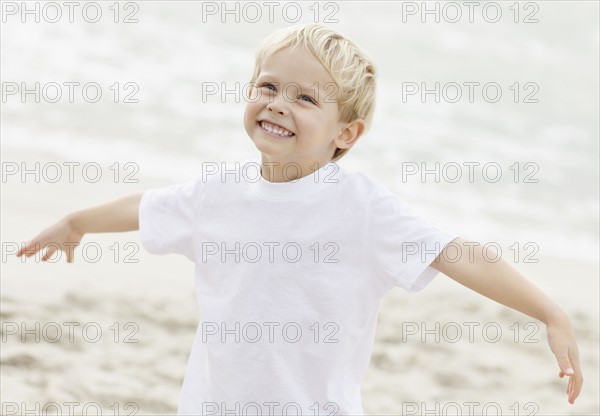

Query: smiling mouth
258 121 295 138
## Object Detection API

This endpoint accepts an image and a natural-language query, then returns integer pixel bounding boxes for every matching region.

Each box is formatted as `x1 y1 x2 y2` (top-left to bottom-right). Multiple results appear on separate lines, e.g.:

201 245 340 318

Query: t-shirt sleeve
138 179 200 262
366 185 458 292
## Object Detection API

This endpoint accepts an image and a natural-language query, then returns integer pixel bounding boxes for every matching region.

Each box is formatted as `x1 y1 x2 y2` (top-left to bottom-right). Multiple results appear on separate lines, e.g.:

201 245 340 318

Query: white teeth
261 121 293 137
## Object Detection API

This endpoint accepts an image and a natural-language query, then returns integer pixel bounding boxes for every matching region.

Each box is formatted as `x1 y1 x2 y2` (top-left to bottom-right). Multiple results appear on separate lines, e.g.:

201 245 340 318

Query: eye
258 82 276 91
299 94 316 104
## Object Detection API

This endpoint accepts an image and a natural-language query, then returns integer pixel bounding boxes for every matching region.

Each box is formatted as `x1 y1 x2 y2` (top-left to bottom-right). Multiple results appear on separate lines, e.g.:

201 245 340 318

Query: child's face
244 45 348 168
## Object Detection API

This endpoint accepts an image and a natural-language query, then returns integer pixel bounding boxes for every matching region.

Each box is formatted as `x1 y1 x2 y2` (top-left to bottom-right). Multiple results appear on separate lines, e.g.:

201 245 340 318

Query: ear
334 119 366 150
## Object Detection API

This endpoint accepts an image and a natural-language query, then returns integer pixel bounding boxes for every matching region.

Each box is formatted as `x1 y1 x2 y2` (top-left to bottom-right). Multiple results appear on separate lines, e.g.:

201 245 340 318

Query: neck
259 157 332 183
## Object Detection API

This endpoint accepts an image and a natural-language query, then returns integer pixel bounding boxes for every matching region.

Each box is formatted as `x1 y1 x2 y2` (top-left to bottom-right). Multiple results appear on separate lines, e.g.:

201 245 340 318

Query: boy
17 24 582 415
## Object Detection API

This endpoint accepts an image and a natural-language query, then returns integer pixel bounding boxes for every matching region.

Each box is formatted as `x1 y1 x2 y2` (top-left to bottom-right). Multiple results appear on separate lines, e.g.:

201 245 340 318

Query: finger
18 241 40 257
16 241 30 256
556 354 574 377
568 376 573 396
42 247 56 262
66 247 74 263
569 355 583 404
561 347 583 404
569 377 576 404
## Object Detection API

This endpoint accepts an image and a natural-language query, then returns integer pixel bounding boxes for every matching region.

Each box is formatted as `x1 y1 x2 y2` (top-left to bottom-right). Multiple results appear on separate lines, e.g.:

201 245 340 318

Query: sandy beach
1 148 598 415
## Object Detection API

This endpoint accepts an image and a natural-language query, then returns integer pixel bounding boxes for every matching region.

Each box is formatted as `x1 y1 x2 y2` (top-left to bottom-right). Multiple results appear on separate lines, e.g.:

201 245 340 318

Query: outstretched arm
16 192 143 263
432 237 583 404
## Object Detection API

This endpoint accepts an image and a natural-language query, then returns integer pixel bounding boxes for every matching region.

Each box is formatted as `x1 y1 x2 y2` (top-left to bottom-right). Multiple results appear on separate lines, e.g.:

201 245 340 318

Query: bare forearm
433 238 568 325
432 237 582 403
68 193 143 234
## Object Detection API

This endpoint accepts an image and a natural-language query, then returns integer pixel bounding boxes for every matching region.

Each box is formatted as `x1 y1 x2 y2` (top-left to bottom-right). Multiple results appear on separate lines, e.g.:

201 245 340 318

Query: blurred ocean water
2 1 598 263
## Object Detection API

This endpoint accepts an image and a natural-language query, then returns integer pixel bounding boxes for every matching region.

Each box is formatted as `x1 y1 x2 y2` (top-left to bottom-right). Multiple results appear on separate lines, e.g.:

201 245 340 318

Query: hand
546 312 583 404
16 216 84 263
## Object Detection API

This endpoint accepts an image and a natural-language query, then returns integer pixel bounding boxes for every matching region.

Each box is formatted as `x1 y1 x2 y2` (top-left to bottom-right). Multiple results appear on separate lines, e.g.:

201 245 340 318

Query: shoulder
337 166 385 196
342 167 410 208
342 170 416 220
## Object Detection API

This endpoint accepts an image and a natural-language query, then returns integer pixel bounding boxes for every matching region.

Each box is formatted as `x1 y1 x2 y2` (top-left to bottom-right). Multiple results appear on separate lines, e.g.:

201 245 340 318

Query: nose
266 94 289 116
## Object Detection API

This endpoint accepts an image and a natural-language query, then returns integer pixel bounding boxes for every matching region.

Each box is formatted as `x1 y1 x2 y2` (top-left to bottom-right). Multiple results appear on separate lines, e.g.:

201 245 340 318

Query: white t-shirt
139 159 458 416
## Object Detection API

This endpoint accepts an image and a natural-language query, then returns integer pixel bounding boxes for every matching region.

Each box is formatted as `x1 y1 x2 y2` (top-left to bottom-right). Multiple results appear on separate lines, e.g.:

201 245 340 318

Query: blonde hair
249 24 377 162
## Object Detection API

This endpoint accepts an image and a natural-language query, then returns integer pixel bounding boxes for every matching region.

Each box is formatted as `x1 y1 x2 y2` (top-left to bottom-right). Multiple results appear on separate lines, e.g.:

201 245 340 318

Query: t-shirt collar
248 159 343 200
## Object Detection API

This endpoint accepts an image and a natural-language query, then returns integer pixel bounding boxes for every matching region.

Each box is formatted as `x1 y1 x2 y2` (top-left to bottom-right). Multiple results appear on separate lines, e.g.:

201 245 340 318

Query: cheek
297 112 321 133
244 91 266 119
243 104 258 134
